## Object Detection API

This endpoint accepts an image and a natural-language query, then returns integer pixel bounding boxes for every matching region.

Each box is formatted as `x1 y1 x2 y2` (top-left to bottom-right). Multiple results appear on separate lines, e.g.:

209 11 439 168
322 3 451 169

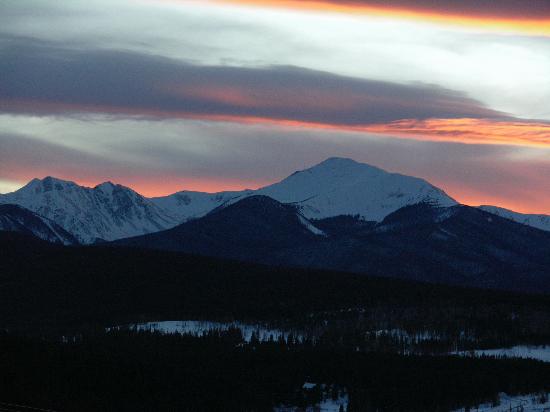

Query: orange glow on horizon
430 184 549 216
114 177 270 197
2 171 269 197
6 172 549 215
198 0 550 37
4 153 550 214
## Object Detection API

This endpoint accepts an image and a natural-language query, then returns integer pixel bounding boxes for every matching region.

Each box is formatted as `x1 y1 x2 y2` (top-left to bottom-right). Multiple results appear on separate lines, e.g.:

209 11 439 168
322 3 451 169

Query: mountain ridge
114 195 326 264
113 197 550 292
479 205 550 232
0 176 180 243
1 158 548 243
0 204 78 245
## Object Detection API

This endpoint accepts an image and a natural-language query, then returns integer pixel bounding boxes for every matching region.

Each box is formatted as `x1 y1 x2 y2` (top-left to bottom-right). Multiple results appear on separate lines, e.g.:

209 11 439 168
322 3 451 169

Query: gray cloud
0 35 506 125
0 131 134 181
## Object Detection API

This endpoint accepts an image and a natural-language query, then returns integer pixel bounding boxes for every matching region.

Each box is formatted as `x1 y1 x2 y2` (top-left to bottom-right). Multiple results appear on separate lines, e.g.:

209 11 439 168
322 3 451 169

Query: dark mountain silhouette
114 195 327 265
0 204 78 245
113 199 550 292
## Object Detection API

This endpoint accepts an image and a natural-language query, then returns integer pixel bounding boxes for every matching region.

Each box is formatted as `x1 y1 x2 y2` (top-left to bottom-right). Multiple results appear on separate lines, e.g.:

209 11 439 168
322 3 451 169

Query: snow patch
298 215 326 236
456 345 550 363
452 392 550 412
479 206 550 232
116 320 301 343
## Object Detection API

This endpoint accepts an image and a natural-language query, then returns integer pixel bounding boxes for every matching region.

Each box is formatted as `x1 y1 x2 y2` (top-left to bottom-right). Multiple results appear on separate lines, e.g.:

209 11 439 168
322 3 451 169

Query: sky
0 0 549 213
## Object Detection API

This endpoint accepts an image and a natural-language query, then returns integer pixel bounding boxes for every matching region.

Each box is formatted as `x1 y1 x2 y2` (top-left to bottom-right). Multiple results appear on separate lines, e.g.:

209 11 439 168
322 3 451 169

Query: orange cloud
363 118 550 148
203 0 550 36
164 83 361 112
210 117 550 150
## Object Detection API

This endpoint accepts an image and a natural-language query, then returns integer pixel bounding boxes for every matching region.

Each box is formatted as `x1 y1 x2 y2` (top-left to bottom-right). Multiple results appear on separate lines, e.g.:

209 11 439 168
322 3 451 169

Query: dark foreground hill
4 232 550 411
0 204 78 245
3 231 550 347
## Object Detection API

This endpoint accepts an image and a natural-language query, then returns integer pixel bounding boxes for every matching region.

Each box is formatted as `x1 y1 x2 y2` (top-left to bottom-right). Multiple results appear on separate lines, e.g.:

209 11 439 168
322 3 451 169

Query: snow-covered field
453 392 550 412
128 320 298 342
457 345 550 363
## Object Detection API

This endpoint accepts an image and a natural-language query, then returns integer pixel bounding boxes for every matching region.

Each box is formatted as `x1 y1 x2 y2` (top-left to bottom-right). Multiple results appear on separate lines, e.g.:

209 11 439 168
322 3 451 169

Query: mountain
114 198 550 292
360 203 550 288
0 204 78 245
0 177 179 243
255 157 458 220
479 205 550 232
115 195 326 264
151 157 458 223
2 158 548 243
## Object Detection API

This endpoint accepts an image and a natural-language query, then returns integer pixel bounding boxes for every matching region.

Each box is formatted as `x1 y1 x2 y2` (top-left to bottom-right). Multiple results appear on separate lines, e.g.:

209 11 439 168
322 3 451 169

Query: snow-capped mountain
2 158 548 243
151 157 458 223
478 205 550 232
0 204 78 245
255 157 458 221
0 177 179 243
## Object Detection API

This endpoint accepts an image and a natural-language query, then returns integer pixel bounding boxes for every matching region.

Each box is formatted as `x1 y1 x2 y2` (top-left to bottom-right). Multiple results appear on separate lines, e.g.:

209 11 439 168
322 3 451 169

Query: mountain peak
256 157 457 221
94 181 119 194
284 158 387 183
0 176 179 243
95 181 116 188
319 157 359 166
23 176 77 193
310 157 382 173
41 176 74 184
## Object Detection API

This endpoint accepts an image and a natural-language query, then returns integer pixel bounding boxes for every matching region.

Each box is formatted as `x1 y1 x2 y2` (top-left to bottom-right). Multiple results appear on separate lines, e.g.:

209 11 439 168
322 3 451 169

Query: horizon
1 1 549 214
2 156 548 216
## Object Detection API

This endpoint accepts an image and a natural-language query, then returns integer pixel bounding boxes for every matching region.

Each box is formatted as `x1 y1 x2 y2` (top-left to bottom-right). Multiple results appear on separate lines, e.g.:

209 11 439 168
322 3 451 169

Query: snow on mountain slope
0 177 179 243
0 158 459 243
297 215 326 236
0 204 78 245
5 158 547 243
152 157 458 223
151 190 250 222
256 158 458 221
479 205 550 232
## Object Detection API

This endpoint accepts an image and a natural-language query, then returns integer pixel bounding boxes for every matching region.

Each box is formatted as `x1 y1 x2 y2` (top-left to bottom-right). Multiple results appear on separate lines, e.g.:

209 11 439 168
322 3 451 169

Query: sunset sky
0 0 549 213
